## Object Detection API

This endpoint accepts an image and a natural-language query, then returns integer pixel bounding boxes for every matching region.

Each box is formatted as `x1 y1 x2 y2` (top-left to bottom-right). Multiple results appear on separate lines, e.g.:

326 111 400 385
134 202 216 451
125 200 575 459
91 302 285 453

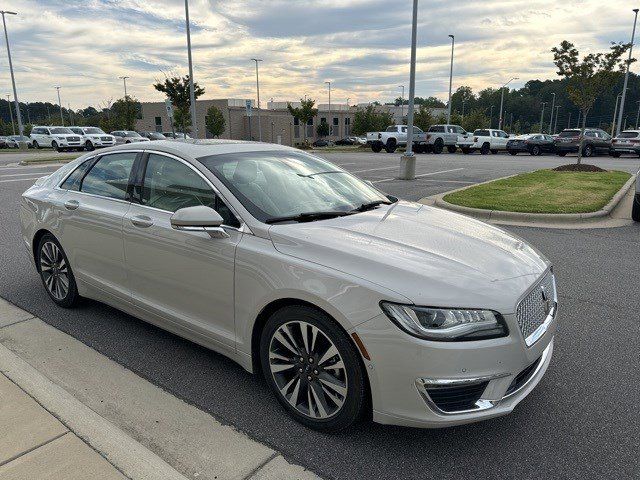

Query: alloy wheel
268 321 348 419
39 241 69 301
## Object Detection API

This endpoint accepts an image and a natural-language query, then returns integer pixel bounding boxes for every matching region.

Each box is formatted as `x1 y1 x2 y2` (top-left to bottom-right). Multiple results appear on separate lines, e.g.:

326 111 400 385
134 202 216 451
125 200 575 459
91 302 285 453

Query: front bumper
354 303 556 428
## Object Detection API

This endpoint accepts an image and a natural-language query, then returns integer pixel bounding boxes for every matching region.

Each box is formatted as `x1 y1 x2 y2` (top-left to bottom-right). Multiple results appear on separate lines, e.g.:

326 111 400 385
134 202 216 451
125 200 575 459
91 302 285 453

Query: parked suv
111 131 150 145
68 127 116 151
554 128 612 157
30 126 83 151
611 130 640 157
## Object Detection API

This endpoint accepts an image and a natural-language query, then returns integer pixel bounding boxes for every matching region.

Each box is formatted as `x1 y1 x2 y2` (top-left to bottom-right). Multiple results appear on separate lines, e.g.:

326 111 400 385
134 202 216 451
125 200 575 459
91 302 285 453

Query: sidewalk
0 297 320 480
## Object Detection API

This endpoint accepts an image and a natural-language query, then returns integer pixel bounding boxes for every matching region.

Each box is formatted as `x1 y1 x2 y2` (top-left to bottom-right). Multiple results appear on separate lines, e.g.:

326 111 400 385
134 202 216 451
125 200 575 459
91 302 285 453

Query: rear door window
80 152 137 200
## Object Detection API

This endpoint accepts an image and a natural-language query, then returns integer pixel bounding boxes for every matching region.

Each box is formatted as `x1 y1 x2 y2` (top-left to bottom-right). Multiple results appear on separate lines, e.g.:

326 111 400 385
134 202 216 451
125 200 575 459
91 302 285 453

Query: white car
30 126 84 151
611 130 640 157
457 128 511 155
111 130 150 145
69 127 116 151
20 140 556 431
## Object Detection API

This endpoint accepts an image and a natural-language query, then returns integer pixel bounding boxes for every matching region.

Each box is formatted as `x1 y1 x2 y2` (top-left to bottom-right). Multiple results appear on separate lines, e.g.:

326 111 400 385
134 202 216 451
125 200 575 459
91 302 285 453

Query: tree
351 105 394 135
287 98 318 145
153 75 205 135
461 110 490 132
316 120 330 138
205 105 226 137
552 40 632 164
111 96 141 130
413 105 434 131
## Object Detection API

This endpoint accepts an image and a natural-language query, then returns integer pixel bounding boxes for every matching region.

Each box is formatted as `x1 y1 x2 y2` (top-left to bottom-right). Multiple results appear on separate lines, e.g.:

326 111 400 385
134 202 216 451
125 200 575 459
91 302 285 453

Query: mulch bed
552 163 607 173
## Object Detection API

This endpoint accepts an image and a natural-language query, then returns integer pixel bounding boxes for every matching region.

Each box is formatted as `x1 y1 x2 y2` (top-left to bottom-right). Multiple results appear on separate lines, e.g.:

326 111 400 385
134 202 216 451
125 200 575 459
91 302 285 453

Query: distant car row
365 124 640 157
13 127 192 152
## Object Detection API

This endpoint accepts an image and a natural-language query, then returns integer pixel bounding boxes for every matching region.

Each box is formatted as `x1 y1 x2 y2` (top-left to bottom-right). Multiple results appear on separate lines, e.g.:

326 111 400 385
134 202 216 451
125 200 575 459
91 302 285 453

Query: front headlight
380 302 508 341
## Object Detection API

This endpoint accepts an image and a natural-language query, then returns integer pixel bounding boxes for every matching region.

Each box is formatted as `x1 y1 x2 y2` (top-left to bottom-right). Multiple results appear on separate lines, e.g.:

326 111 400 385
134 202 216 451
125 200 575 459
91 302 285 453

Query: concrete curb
421 173 637 225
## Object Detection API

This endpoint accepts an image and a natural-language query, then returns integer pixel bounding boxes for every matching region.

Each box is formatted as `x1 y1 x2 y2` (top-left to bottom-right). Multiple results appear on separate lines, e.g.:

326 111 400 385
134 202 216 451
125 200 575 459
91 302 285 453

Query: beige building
137 99 358 144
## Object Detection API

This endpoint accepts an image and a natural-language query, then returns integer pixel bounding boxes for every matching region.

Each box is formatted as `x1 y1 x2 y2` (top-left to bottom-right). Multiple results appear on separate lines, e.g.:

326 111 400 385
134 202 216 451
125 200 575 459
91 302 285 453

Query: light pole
553 105 560 134
325 81 331 136
567 111 571 129
399 0 419 180
119 75 130 98
636 101 640 129
184 0 198 138
251 58 263 141
498 77 518 130
447 34 454 124
539 102 547 133
6 94 15 135
1 10 26 146
611 93 623 137
461 99 466 122
399 85 405 120
54 86 64 126
617 8 639 136
489 105 494 128
548 93 556 134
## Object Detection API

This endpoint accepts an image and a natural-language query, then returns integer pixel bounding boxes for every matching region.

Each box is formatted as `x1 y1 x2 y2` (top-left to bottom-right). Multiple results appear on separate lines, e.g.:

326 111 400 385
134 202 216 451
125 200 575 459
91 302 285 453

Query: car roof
94 139 299 159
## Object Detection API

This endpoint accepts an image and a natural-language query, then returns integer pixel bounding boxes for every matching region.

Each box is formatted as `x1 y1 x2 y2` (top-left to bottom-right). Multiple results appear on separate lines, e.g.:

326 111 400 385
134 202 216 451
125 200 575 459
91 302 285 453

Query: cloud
0 0 636 109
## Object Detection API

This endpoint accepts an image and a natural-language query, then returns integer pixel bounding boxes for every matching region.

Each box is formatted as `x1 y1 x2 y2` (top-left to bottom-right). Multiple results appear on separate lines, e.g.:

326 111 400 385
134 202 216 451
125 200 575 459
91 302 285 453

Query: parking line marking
0 172 51 178
351 166 399 174
373 167 464 183
0 177 42 183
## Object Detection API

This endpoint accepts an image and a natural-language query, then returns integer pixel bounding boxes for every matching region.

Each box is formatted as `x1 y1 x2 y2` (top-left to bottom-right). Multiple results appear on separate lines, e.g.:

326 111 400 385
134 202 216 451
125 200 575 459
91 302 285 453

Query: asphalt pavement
1 150 639 479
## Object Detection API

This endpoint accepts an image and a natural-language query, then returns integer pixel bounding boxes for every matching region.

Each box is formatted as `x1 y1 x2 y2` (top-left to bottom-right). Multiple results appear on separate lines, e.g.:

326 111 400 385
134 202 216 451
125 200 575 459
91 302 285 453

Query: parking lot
1 150 638 479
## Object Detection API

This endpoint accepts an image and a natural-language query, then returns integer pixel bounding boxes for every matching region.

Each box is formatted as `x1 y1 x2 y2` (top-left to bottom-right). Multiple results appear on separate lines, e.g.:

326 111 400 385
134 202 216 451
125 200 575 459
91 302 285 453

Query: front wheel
385 139 397 153
371 142 382 153
85 141 95 151
531 146 541 156
260 305 367 432
36 234 79 308
480 143 490 155
582 144 593 158
433 139 444 154
51 140 58 151
33 140 40 149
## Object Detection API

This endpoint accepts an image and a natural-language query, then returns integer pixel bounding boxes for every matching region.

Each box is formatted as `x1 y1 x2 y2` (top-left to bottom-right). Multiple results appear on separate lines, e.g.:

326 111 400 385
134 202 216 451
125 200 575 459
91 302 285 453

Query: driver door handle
64 199 79 210
130 215 154 228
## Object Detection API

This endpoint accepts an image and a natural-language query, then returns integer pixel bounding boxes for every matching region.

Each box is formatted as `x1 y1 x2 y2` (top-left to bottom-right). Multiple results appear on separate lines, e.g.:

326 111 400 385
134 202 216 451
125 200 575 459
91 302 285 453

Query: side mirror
170 206 229 239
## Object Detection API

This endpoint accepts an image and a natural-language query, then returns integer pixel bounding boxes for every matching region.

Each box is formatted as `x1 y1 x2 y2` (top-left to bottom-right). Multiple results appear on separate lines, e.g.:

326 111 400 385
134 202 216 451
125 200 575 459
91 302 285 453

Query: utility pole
617 8 639 136
567 111 571 129
399 85 405 120
447 34 454 124
553 106 560 134
1 10 26 147
251 58 263 141
399 0 419 180
539 102 546 133
489 105 494 129
325 81 331 135
54 86 64 126
184 0 198 138
498 77 518 130
548 93 556 134
119 76 130 98
6 94 15 135
462 100 466 123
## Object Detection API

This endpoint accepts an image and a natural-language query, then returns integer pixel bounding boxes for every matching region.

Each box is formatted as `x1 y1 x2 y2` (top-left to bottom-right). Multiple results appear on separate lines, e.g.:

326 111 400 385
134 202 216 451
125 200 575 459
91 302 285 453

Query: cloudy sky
1 0 637 109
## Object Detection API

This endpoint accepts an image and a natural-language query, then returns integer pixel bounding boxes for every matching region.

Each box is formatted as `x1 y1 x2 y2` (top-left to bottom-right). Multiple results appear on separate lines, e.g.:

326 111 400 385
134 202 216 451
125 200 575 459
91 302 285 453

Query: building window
332 117 339 136
293 117 300 138
306 118 313 138
154 116 162 133
345 117 351 136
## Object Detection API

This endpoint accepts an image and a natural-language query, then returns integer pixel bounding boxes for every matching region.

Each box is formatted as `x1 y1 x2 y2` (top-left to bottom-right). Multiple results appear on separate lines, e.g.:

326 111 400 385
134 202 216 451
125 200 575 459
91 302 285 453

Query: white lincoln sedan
20 140 557 431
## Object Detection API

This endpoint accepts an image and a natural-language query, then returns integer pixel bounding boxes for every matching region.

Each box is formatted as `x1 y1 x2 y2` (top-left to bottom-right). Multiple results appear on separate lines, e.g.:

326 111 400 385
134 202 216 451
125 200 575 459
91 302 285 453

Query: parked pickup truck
457 128 510 154
425 124 473 153
366 125 428 153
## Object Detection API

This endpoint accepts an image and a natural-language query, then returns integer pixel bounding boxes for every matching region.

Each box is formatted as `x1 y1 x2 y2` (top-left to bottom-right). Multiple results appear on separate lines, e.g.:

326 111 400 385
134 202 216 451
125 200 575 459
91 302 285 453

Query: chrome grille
516 271 556 344
66 136 80 142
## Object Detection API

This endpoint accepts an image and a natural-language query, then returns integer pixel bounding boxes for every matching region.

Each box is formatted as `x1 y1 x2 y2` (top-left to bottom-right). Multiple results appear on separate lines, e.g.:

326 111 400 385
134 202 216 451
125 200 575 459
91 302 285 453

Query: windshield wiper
350 200 392 213
265 211 352 224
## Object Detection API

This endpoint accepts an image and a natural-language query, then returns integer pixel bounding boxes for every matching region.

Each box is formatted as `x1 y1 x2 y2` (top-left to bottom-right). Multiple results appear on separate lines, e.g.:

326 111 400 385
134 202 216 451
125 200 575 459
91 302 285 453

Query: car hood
269 201 549 313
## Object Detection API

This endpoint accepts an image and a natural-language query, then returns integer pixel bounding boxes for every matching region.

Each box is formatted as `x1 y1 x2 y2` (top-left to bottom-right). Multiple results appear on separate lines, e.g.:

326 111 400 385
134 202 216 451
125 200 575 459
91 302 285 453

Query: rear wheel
385 138 397 153
433 138 444 154
447 145 457 153
260 305 367 432
85 141 95 151
51 140 59 151
531 145 541 156
371 142 382 153
582 144 593 157
36 234 79 308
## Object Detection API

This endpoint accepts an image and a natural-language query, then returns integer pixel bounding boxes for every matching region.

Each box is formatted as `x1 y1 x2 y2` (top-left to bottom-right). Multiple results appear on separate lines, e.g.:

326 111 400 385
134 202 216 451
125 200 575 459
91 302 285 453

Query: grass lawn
19 155 79 165
443 169 632 214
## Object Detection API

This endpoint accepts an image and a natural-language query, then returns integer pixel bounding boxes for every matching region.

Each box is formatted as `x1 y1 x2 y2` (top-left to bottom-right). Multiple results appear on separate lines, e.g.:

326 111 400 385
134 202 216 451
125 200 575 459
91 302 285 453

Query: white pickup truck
425 124 473 153
366 125 428 153
457 128 511 155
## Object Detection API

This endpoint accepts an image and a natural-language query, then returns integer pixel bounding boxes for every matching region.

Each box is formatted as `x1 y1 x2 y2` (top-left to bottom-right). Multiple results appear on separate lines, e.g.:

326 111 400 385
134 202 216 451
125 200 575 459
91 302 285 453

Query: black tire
85 141 95 151
385 138 397 153
260 305 367 432
447 145 457 154
414 144 424 154
633 194 640 222
461 148 471 155
531 145 541 156
433 138 444 154
509 151 518 156
36 234 79 308
582 144 593 158
557 152 567 157
491 149 498 155
480 143 490 155
371 142 382 153
51 140 58 151
33 140 40 149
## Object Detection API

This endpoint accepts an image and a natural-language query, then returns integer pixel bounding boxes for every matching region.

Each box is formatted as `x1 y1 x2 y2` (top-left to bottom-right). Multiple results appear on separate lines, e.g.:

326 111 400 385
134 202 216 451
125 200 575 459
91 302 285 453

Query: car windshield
559 130 580 137
51 128 73 134
124 131 141 137
85 128 105 134
618 131 639 138
197 150 392 223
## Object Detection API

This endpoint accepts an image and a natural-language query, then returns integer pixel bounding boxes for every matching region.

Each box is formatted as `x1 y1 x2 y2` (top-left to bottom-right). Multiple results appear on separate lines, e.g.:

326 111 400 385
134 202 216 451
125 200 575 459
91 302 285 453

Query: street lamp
498 77 518 130
447 34 455 124
617 8 639 136
539 102 547 133
54 86 64 126
612 92 623 137
325 81 331 136
548 93 556 134
399 85 405 120
489 105 494 128
118 76 130 98
184 0 198 138
6 94 15 135
1 10 26 147
553 105 561 134
399 0 419 180
251 58 263 141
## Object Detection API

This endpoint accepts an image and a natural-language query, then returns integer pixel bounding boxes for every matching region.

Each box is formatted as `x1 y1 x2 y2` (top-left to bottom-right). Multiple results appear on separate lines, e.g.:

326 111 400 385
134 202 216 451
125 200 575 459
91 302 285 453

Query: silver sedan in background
20 141 557 431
